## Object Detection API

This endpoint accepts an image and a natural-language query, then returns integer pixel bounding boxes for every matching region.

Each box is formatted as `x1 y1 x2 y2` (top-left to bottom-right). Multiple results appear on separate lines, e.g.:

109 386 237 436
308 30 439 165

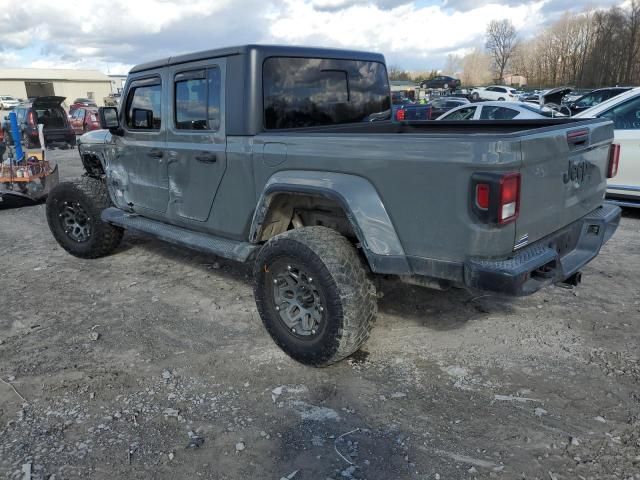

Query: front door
115 74 169 213
165 60 227 223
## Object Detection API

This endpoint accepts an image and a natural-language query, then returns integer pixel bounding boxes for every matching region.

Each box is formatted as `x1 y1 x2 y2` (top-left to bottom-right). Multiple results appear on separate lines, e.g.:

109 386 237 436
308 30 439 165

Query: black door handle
148 149 164 158
195 153 217 163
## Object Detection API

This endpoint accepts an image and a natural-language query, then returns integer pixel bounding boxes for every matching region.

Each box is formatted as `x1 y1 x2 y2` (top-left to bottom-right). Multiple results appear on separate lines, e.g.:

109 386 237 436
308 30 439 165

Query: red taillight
396 108 405 121
27 111 37 127
607 144 620 178
475 183 490 209
499 173 520 224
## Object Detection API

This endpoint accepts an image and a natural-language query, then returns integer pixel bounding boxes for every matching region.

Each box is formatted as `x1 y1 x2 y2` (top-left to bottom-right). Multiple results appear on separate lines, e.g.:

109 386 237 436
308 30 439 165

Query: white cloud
0 0 625 73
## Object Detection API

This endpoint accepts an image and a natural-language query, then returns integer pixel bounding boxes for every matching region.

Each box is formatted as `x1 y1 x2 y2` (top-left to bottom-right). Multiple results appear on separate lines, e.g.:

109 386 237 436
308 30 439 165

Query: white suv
470 86 519 102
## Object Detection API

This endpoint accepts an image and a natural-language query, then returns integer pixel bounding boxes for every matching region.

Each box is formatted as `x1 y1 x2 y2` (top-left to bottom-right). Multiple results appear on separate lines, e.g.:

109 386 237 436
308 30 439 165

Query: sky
0 0 625 74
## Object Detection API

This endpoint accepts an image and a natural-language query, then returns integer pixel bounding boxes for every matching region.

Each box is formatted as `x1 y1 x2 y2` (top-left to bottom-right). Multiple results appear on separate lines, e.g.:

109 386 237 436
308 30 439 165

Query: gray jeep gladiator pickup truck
45 45 621 366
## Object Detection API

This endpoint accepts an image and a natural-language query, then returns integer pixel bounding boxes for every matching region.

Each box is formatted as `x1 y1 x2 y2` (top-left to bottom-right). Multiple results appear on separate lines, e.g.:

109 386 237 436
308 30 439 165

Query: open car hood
31 96 67 108
540 87 572 105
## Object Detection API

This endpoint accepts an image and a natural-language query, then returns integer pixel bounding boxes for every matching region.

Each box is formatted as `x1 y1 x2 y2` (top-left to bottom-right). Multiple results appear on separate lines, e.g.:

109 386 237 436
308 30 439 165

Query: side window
126 81 162 130
444 106 476 120
263 57 390 129
599 96 640 130
16 108 26 122
175 71 207 130
480 106 519 120
174 67 221 131
495 87 506 93
486 87 495 92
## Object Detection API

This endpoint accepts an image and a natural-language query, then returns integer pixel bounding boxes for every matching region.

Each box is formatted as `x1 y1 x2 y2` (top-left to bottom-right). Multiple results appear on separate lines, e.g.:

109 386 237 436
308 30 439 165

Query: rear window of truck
263 57 391 129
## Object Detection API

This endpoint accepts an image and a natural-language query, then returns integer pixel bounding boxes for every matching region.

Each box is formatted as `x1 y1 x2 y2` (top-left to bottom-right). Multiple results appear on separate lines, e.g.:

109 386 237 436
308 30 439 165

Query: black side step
101 207 257 262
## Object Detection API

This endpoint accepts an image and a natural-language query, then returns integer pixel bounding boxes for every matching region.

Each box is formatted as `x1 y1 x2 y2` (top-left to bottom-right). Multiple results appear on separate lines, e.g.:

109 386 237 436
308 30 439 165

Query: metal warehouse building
0 68 114 107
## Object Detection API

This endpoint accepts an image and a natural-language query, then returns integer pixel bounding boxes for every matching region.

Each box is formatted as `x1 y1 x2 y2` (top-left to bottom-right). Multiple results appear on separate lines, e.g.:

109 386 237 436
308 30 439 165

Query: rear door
166 60 227 223
516 120 613 248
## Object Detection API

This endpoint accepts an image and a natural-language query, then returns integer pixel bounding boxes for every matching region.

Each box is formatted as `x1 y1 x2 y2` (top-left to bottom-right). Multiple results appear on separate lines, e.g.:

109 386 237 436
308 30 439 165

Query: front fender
250 170 410 274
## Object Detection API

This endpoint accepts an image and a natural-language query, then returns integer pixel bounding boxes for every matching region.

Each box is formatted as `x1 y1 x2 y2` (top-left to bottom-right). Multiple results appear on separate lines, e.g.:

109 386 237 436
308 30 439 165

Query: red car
69 107 100 134
69 98 97 115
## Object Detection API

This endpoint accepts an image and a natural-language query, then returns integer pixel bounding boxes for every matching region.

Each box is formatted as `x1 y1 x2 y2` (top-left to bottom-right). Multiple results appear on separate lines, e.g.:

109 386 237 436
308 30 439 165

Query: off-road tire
46 177 123 259
253 226 377 367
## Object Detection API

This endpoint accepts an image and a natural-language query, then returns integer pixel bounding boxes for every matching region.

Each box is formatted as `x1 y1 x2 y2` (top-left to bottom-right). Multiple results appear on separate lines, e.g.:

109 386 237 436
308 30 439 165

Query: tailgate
516 119 614 248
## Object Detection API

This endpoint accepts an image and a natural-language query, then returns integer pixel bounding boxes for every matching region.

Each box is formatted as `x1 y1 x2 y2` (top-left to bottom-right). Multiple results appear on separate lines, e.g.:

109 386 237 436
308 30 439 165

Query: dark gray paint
77 44 617 286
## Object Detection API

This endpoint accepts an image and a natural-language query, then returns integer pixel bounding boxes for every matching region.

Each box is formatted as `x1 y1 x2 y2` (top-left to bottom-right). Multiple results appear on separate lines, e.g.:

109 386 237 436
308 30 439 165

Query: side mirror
99 107 120 129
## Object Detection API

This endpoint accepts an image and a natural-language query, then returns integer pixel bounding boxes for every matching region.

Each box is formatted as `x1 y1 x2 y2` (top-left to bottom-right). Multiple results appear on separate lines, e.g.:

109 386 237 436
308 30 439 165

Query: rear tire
498 97 505 101
46 177 123 259
253 226 377 367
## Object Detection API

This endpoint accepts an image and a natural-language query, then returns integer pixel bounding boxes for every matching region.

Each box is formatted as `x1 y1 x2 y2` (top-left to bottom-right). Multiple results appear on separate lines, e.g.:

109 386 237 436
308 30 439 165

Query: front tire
471 92 480 101
253 226 377 367
46 177 123 259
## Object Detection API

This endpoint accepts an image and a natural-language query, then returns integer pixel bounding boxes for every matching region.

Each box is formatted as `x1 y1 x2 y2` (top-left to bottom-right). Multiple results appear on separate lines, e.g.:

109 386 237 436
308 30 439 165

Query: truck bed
274 118 596 135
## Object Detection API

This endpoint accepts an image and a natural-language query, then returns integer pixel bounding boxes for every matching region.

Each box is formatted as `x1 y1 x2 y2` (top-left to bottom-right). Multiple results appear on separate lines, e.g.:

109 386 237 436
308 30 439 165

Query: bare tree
442 54 462 76
388 65 411 81
460 48 493 86
485 19 518 82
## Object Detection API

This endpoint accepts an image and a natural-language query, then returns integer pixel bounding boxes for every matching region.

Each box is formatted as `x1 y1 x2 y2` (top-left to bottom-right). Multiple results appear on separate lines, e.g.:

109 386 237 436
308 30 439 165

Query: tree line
389 1 640 89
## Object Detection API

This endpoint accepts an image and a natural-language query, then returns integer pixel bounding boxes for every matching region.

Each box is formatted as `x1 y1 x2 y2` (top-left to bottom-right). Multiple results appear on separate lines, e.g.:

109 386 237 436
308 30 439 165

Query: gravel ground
1 149 639 480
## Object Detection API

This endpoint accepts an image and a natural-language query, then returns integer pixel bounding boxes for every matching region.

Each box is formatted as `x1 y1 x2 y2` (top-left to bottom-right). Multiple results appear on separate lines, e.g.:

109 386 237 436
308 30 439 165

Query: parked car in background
469 86 519 101
69 107 101 134
421 75 461 91
520 91 541 103
565 87 631 115
575 87 640 207
562 89 592 104
69 98 98 115
0 95 20 109
394 102 431 121
428 97 469 118
437 101 567 120
2 96 76 148
103 93 122 107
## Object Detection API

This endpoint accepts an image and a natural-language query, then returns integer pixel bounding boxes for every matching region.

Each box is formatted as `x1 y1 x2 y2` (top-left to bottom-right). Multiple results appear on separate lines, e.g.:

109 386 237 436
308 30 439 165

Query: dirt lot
1 149 639 480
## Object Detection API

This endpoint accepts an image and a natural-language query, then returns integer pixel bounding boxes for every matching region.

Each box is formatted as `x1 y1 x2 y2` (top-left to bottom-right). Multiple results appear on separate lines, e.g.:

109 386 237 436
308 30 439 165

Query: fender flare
250 170 410 274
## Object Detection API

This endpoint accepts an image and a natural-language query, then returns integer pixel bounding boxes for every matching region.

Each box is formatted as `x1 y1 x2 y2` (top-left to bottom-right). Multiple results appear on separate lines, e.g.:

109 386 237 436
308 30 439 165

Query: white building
0 68 113 106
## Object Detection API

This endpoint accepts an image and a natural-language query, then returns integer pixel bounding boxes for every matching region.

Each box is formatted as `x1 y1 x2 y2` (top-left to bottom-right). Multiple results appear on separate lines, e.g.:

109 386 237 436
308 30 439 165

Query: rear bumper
464 203 621 296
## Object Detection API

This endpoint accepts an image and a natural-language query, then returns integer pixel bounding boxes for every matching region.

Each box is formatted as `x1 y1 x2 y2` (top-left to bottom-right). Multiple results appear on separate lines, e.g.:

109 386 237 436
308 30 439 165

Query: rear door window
174 67 221 131
443 106 477 120
480 106 519 120
263 57 390 129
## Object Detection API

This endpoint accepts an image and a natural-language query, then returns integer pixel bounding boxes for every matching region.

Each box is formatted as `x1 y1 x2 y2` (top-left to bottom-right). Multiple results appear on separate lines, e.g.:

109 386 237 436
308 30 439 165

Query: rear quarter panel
253 131 522 263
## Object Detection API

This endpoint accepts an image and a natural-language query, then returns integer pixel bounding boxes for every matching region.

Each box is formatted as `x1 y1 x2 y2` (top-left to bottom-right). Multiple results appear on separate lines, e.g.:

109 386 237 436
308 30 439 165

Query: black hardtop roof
129 44 386 74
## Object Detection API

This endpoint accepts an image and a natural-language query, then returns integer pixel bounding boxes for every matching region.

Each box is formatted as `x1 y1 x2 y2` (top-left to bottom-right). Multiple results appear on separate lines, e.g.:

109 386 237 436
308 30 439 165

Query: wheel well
81 153 105 177
256 193 357 243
